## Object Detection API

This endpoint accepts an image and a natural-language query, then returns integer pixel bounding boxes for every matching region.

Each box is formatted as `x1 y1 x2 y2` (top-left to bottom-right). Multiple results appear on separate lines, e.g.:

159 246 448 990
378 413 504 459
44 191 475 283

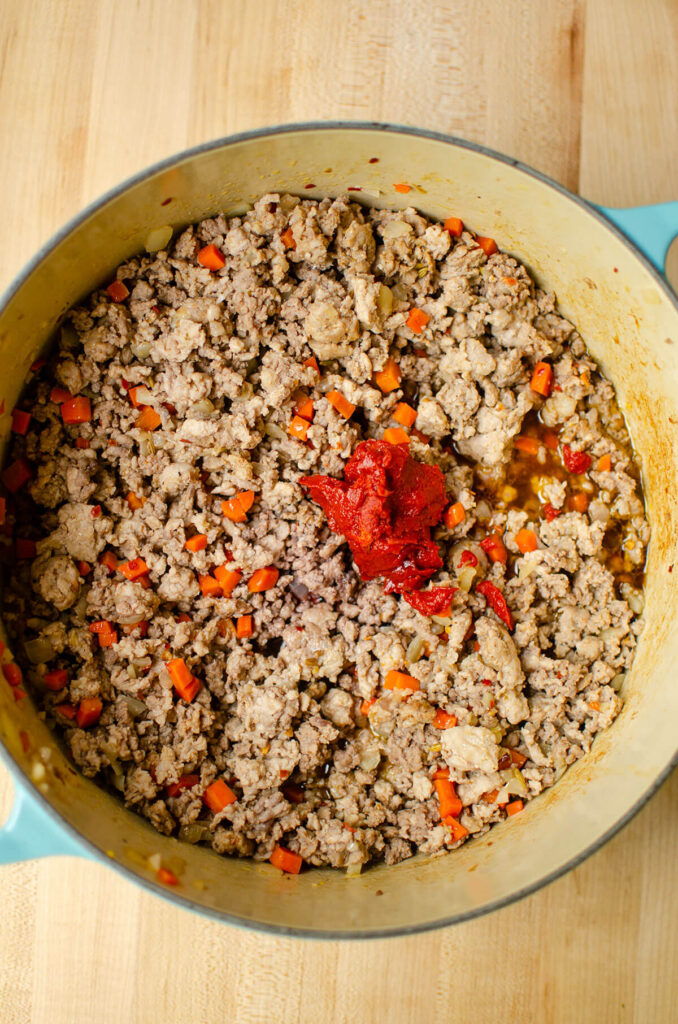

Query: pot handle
0 785 88 864
598 201 678 274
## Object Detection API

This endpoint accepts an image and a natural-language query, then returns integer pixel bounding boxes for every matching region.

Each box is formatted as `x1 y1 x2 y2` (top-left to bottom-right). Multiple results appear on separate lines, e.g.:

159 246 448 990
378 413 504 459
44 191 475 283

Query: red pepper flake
476 580 514 631
543 503 561 522
91 505 101 518
368 157 379 164
161 197 173 207
304 183 316 189
347 186 362 191
562 444 592 474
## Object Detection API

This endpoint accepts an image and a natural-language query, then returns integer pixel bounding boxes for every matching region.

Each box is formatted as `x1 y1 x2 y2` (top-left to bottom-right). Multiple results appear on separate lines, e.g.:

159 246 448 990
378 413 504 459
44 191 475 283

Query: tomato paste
300 439 447 594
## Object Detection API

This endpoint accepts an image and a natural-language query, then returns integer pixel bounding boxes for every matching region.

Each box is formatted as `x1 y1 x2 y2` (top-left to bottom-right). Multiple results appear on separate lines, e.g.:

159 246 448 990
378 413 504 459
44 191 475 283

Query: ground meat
1 194 647 874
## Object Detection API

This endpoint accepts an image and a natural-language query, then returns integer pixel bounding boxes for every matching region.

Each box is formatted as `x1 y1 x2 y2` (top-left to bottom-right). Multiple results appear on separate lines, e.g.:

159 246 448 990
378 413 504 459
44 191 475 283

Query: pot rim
1 119 677 940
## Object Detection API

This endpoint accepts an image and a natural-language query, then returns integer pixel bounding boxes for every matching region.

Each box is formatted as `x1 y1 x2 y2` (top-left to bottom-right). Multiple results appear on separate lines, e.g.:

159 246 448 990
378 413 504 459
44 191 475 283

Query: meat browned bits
0 193 647 875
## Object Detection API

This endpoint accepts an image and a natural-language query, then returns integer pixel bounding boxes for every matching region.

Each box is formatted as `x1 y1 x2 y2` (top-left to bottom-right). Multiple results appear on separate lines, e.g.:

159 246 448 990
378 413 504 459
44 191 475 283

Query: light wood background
1 2 677 1022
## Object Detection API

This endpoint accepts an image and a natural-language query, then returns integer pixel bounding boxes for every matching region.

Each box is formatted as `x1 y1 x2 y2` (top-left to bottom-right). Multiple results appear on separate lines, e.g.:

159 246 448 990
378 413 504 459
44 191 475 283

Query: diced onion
124 695 147 718
179 823 212 844
25 638 56 664
346 861 363 877
377 284 394 315
500 767 528 796
406 635 425 664
138 431 155 456
265 423 287 440
117 613 147 626
457 566 476 592
359 748 381 772
188 399 216 419
382 220 414 239
131 340 152 359
145 225 173 253
147 852 162 871
610 673 626 692
627 592 644 615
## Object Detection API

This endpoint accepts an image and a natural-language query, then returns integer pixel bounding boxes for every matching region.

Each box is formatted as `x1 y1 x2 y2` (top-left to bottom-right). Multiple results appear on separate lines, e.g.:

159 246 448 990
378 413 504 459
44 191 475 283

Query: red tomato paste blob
300 439 447 593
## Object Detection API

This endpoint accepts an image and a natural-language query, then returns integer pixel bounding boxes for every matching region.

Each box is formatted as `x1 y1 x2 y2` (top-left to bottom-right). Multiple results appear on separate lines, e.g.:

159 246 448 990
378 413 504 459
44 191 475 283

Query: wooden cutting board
1 2 676 1021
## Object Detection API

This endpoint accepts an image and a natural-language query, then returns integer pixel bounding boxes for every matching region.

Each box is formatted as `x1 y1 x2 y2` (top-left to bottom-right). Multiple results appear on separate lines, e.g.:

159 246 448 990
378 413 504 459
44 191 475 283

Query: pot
0 123 677 938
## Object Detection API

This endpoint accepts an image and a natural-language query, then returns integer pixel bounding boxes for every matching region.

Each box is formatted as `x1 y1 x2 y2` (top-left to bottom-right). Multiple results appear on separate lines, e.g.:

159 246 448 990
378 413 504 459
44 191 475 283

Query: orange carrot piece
444 502 466 528
445 818 469 841
76 697 102 728
270 845 303 874
393 183 412 193
236 615 253 639
327 390 356 419
166 774 200 798
221 491 255 522
247 567 279 593
198 574 222 597
569 492 589 513
406 308 431 334
280 227 296 250
432 766 450 780
126 492 145 510
118 557 150 581
384 669 420 692
393 402 417 428
360 697 377 716
213 565 242 594
55 703 77 720
184 534 208 553
169 660 201 703
303 355 319 374
480 532 508 564
288 415 310 441
435 778 463 819
509 749 528 768
530 361 553 397
294 396 314 421
514 435 541 455
543 430 560 451
157 867 180 886
443 216 464 237
61 396 91 425
506 799 524 816
374 358 402 393
515 528 538 554
476 236 498 256
203 779 237 813
99 550 118 573
106 280 129 302
597 454 612 472
135 406 161 431
383 427 410 445
197 243 226 270
77 561 91 576
433 709 457 729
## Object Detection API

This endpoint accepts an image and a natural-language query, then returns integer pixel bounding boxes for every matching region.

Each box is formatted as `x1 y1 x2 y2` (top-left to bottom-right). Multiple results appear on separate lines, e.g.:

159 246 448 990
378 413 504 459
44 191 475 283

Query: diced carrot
248 567 279 593
597 454 612 472
506 800 524 816
213 565 241 595
55 704 77 720
184 534 208 553
118 557 150 581
106 280 129 302
198 574 222 597
99 550 118 573
360 697 377 716
43 669 69 691
88 621 118 647
270 845 303 874
303 356 319 374
509 749 528 768
435 778 462 819
530 362 554 397
98 629 118 648
203 779 237 813
2 457 32 493
121 620 148 637
374 358 401 393
543 430 560 451
384 669 420 692
480 532 508 564
156 867 180 886
127 386 152 408
445 818 469 841
11 409 31 435
393 402 417 428
77 561 91 576
166 778 198 801
75 437 90 449
221 490 255 523
393 183 412 193
174 671 201 703
280 227 296 250
433 709 457 729
515 528 538 554
236 615 253 639
432 766 450 780
288 415 310 441
176 613 191 624
327 390 356 419
569 492 589 513
476 236 498 256
50 387 72 404
76 697 102 728
514 435 541 456
127 492 145 510
61 396 92 424
444 502 466 528
294 396 314 421
443 216 464 237
167 657 192 690
588 700 601 711
406 308 430 334
91 504 101 518
2 663 22 687
135 406 162 431
15 538 37 559
197 243 226 271
383 427 410 445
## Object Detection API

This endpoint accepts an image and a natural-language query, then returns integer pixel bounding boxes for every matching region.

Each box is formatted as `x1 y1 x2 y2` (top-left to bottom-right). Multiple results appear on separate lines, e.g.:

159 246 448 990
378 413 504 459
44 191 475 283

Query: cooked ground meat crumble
0 193 648 873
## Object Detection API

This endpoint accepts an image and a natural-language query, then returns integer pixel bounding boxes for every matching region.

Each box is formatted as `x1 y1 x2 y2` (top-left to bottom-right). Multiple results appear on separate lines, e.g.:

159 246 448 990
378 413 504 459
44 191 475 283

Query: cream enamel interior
1 126 677 936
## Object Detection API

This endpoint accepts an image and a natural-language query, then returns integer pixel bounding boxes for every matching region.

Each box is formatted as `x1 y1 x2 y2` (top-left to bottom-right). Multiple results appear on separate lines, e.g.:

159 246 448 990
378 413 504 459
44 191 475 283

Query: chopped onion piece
382 220 414 239
359 747 381 772
124 695 147 718
377 284 394 315
406 635 425 664
179 823 212 844
610 673 626 692
25 638 56 664
346 861 363 877
130 340 152 359
457 566 476 592
145 225 173 253
188 399 216 419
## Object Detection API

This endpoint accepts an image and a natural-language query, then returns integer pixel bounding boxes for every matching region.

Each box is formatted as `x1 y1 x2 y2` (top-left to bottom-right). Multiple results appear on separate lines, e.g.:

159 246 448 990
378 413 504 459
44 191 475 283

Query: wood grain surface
1 2 677 1022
